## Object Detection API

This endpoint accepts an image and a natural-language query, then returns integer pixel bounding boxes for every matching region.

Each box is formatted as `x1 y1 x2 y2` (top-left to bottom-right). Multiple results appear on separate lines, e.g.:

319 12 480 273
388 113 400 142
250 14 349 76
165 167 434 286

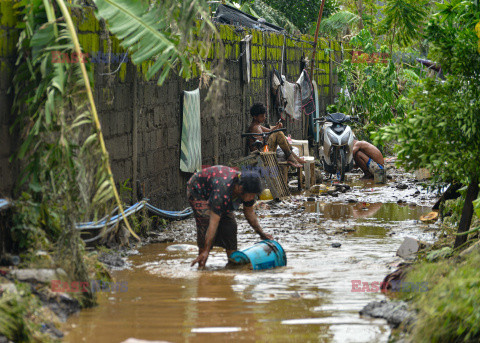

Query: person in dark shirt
187 166 273 268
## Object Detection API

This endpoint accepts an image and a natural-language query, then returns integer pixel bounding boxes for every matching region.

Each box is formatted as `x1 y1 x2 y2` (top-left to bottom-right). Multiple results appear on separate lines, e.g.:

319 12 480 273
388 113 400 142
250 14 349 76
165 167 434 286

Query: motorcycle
314 112 358 182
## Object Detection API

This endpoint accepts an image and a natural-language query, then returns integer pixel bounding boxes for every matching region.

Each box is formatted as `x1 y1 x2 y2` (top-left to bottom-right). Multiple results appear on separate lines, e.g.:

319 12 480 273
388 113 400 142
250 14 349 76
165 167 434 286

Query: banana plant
94 0 220 85
11 0 139 262
56 0 140 240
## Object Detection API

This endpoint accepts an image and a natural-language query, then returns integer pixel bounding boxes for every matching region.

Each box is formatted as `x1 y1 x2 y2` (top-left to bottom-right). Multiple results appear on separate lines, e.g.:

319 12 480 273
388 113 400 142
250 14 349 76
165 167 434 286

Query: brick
167 126 179 148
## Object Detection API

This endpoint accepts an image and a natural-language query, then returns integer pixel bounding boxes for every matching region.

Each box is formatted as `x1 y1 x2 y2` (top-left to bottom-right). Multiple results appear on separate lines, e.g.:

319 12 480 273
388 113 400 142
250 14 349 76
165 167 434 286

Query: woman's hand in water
191 250 209 268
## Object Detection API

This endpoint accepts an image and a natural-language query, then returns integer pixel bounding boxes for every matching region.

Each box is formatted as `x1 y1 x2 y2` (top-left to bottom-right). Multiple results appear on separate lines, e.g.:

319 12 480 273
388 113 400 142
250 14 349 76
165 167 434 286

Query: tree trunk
356 0 364 30
454 176 479 249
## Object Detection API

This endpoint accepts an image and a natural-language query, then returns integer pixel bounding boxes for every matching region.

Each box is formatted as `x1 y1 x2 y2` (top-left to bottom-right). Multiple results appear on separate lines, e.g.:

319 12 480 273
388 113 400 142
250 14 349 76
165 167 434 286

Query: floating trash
420 211 438 223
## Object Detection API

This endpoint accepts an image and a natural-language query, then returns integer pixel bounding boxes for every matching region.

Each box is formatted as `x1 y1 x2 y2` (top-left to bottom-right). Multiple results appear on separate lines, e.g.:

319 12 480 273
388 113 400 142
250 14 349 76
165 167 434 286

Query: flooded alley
64 170 438 343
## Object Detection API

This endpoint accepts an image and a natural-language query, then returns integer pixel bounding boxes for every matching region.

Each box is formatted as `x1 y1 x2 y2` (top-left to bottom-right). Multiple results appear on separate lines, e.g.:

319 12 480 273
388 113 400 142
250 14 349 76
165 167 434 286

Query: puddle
64 175 437 343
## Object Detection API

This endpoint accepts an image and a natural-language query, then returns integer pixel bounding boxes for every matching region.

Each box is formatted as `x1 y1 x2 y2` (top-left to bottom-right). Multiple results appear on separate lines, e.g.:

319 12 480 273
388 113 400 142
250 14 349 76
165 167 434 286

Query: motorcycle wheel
337 149 346 182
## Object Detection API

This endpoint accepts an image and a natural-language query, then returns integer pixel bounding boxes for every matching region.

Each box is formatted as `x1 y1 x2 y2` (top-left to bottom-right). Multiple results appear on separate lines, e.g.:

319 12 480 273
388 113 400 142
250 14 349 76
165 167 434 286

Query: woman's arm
243 205 273 240
191 211 221 268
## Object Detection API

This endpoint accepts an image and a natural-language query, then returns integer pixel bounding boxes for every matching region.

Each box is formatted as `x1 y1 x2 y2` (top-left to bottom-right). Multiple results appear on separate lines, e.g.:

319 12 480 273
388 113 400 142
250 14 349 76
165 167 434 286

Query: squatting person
188 166 273 268
352 140 385 179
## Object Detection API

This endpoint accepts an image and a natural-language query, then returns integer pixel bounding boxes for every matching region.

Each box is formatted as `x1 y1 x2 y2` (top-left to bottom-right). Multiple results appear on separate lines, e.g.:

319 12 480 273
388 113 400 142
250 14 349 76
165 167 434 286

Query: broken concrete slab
396 237 420 259
11 268 67 283
360 300 415 329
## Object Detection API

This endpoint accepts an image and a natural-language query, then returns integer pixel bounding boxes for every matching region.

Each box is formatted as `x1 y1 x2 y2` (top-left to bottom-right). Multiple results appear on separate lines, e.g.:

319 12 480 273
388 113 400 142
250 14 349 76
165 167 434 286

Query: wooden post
329 46 334 105
132 70 138 200
454 176 479 249
309 0 327 81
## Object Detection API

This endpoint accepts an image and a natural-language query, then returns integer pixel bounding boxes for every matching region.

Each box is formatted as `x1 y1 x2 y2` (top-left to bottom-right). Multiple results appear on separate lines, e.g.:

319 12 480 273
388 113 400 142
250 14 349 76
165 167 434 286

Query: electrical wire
75 200 192 230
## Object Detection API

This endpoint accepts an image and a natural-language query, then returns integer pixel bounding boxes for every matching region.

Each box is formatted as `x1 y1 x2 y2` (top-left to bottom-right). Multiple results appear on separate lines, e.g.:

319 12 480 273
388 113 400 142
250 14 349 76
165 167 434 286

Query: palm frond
317 11 359 38
94 0 218 85
236 0 300 34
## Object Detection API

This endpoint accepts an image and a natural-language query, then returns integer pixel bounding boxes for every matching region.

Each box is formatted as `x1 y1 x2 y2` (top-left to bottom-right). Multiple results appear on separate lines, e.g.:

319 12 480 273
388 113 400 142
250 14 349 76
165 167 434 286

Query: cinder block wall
0 6 343 210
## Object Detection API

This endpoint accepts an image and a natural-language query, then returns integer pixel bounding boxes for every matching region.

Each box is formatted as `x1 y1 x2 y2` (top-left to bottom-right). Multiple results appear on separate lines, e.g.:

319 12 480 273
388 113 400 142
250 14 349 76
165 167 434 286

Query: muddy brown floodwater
64 173 439 343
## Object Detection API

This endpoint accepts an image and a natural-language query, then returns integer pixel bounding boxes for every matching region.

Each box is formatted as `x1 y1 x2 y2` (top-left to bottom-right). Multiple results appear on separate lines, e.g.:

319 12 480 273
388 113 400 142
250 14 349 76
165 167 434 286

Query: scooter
314 112 358 182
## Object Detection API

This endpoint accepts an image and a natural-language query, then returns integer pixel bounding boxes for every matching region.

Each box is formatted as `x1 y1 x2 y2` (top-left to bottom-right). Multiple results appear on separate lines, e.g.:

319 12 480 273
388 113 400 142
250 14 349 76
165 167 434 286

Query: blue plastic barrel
228 240 287 270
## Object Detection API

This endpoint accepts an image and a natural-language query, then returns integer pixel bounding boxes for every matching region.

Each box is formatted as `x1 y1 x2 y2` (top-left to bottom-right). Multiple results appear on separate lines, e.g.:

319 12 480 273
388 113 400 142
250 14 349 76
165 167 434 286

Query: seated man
248 103 305 168
352 140 385 179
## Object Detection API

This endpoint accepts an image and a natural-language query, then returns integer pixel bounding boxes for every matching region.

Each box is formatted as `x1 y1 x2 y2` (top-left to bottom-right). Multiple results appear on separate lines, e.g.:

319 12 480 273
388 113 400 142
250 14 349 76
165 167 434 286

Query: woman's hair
238 170 263 194
250 103 266 117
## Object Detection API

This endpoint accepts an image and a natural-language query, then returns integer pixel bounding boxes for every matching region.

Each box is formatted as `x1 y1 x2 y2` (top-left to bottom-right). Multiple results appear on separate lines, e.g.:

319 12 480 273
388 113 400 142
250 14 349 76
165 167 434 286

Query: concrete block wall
0 6 343 210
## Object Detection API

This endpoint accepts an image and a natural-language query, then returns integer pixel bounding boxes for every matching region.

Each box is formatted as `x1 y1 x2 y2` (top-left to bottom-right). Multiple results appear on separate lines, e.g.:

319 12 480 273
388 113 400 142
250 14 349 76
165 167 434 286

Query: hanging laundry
283 77 302 120
271 69 315 121
180 89 202 173
271 70 287 119
296 69 316 116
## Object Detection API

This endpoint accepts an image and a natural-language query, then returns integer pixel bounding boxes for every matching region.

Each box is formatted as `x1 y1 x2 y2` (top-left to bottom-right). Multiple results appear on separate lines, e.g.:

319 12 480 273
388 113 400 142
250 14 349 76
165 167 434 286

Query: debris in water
420 211 438 223
166 244 198 252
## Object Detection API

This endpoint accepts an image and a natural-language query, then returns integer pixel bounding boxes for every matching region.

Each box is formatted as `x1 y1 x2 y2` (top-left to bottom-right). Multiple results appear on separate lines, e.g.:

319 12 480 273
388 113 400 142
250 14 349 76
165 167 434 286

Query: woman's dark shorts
187 197 237 251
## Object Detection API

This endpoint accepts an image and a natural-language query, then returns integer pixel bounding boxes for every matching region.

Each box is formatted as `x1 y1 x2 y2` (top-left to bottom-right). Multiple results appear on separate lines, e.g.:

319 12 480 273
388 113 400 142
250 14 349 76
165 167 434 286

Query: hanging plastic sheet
283 78 302 120
296 69 316 116
180 89 202 173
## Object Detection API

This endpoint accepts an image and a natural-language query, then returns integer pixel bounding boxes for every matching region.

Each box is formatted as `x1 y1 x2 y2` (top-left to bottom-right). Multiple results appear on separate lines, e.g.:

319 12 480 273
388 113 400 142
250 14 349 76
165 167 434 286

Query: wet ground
64 166 439 343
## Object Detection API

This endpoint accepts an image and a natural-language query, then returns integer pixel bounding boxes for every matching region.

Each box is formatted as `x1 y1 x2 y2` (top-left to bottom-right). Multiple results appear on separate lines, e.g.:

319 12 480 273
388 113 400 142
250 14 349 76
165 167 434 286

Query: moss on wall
1 1 343 101
0 0 17 58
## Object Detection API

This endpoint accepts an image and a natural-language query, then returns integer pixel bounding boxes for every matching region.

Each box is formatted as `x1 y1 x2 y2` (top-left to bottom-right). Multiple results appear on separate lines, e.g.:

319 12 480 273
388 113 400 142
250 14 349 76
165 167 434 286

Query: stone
11 268 67 283
38 292 80 321
360 300 415 329
459 240 480 258
40 322 64 339
396 183 408 190
343 227 356 232
396 237 420 259
0 282 17 294
99 252 125 268
331 242 341 248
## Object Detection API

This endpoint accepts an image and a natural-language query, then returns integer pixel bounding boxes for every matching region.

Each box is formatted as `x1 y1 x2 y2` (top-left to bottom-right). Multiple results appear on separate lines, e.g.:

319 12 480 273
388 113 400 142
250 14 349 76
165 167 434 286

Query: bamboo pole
309 0 327 81
56 0 140 241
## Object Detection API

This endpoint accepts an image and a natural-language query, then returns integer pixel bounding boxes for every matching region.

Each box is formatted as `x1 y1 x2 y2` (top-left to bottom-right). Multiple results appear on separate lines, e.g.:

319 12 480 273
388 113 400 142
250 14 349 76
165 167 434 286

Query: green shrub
402 250 480 342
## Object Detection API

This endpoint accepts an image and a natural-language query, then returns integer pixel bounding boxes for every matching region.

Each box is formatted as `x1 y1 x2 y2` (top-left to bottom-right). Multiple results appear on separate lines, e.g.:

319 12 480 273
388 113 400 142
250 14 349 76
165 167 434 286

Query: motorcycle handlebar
241 128 287 137
314 116 360 123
